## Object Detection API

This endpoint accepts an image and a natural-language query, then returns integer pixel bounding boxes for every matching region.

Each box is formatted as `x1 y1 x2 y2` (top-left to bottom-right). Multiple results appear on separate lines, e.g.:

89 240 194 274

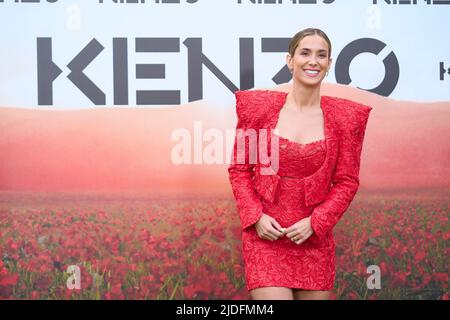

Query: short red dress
241 133 335 291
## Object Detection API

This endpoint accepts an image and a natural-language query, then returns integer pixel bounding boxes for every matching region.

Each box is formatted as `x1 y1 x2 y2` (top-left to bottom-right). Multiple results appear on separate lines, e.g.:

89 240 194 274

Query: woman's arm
310 101 372 241
228 91 264 231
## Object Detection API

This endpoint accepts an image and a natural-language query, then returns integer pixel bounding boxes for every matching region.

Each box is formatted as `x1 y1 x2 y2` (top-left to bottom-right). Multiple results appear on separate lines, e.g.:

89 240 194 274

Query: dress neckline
271 91 326 146
273 132 325 147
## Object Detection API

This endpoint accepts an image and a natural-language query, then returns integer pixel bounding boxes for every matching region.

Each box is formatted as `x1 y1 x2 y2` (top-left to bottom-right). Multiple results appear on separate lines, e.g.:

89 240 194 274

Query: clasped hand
254 213 313 245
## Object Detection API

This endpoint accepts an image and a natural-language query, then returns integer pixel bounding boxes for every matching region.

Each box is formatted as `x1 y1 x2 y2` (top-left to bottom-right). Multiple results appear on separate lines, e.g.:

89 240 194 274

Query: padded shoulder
234 89 284 127
328 96 372 132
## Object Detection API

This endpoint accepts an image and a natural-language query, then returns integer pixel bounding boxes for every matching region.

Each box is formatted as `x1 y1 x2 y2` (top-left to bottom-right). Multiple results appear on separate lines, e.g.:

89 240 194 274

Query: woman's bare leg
250 287 294 300
293 289 331 300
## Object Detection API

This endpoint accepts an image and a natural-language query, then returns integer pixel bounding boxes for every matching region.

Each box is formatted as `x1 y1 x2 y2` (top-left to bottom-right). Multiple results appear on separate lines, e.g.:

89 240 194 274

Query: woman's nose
308 57 319 65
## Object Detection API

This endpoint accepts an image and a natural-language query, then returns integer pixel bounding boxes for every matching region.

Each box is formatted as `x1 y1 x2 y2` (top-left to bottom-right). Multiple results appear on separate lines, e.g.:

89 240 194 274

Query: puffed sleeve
228 91 264 231
310 100 372 241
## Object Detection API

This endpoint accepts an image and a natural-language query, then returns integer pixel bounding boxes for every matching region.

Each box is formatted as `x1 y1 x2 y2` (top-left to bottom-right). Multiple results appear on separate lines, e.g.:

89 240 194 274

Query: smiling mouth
303 69 320 77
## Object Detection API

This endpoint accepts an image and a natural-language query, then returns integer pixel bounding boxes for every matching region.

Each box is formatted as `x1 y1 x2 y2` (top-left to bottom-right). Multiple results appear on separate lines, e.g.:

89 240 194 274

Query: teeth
305 70 319 74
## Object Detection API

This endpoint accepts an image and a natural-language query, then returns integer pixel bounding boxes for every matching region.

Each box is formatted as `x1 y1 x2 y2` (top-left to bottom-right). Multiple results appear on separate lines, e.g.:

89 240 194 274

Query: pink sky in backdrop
1 83 449 195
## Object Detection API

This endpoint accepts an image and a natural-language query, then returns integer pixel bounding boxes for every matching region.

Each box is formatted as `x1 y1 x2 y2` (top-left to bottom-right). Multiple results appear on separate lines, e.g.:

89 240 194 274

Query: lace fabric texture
275 134 326 178
243 136 335 291
228 89 372 291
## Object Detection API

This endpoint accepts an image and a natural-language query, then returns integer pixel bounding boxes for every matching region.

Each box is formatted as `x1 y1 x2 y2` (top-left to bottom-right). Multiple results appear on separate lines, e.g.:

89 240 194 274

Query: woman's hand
284 217 313 245
255 213 285 241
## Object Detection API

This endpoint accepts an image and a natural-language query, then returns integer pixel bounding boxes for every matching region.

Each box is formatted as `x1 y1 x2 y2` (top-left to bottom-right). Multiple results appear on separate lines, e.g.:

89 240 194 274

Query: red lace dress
242 134 335 291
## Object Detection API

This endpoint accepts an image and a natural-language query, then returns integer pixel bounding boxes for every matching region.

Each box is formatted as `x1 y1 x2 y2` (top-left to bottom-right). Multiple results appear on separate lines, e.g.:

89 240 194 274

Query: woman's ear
286 53 292 70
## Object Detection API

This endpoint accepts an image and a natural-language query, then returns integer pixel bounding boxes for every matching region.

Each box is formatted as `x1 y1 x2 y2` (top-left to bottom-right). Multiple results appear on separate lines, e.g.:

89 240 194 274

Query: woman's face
287 35 332 86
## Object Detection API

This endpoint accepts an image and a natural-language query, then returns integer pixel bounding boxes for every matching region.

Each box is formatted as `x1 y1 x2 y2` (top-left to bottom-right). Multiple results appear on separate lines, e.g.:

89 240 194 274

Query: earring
290 69 293 74
326 70 329 76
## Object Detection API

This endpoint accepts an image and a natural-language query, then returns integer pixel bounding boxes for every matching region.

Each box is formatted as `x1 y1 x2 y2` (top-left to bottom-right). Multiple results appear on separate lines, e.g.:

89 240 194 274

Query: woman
228 28 372 300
